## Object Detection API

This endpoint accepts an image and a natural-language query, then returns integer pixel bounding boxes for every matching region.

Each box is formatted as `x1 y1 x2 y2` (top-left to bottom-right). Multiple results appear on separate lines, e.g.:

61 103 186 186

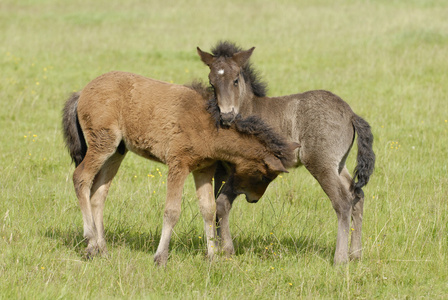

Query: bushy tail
62 92 87 166
351 114 375 197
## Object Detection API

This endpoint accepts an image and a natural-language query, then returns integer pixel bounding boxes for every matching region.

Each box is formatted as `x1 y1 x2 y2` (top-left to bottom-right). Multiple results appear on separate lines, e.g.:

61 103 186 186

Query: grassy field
1 0 447 298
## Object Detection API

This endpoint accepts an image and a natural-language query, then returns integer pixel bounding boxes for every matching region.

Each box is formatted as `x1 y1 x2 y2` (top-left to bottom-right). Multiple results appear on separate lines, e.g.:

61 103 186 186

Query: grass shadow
43 225 333 262
42 225 161 256
232 234 334 262
43 226 86 256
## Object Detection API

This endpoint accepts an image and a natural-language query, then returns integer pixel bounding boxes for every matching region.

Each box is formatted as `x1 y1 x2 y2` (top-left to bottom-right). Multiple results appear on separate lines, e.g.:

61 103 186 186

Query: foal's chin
245 195 260 203
220 121 231 127
220 119 234 127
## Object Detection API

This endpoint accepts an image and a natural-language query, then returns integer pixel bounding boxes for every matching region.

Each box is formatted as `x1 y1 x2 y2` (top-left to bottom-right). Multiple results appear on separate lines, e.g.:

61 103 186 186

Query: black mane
186 80 220 129
232 114 294 165
211 41 268 98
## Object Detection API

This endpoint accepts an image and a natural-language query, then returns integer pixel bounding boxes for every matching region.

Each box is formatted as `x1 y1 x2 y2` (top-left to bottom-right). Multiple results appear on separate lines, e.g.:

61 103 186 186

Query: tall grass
1 0 447 298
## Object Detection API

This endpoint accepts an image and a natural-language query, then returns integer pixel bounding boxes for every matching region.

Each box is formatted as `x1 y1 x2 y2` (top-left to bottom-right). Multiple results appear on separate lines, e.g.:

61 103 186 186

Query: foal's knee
198 198 216 218
216 197 231 217
163 207 181 225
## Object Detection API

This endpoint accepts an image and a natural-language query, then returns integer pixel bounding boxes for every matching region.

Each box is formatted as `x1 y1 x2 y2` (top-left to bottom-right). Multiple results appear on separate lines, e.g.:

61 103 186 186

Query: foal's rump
294 90 356 167
293 90 375 190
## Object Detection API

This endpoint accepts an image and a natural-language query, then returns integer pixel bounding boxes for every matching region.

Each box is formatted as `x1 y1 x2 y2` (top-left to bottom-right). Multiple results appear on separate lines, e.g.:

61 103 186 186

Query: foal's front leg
216 182 238 256
193 165 218 261
154 167 189 266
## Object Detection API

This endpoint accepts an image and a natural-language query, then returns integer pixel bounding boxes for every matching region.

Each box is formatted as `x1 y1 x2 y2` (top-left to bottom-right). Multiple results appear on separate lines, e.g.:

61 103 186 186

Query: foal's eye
233 78 239 86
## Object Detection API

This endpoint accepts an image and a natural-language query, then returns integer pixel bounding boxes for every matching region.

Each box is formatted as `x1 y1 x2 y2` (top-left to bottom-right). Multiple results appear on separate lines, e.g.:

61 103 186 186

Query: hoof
349 252 362 261
206 252 215 262
98 240 109 258
84 240 108 260
154 252 168 267
84 246 99 260
222 244 235 257
333 253 349 266
333 258 349 266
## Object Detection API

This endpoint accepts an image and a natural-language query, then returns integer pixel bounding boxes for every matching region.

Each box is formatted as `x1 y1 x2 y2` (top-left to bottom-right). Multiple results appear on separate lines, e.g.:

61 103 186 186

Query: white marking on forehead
217 69 225 75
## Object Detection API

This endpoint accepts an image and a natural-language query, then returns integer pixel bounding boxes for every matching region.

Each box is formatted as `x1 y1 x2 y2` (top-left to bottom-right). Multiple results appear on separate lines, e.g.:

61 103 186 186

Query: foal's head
230 155 288 203
222 114 299 203
197 41 266 126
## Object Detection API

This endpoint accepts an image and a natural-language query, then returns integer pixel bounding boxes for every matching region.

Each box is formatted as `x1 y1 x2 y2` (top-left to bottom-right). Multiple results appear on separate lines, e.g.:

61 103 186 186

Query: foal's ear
280 142 301 168
232 47 255 67
197 47 215 66
289 142 301 151
265 155 288 174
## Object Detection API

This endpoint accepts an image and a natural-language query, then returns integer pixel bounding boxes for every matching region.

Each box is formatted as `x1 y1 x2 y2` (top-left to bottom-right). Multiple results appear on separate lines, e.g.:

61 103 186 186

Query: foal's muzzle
220 111 236 127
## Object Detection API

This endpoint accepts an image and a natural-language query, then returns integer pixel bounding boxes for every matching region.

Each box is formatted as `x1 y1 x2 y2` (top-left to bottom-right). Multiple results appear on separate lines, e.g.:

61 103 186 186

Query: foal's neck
240 90 256 115
212 129 265 165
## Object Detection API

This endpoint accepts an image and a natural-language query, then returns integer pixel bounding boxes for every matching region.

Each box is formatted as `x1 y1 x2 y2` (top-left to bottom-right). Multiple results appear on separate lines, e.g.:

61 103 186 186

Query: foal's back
77 71 210 163
250 90 356 166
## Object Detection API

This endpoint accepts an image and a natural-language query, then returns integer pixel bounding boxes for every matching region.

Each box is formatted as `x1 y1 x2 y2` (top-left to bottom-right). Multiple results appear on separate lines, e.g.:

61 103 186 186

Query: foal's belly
122 136 166 164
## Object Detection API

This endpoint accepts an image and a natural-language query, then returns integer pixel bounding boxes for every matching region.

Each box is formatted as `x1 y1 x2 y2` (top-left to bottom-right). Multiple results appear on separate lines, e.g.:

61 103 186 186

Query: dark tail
62 92 87 166
351 114 375 197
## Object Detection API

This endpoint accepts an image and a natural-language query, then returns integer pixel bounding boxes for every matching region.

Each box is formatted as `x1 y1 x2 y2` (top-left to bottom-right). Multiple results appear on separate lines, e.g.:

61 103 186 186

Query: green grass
1 0 447 298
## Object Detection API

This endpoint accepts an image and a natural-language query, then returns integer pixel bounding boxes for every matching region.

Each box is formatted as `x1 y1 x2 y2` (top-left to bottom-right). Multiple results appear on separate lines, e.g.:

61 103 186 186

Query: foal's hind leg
306 164 353 265
350 196 364 260
339 167 363 260
193 164 218 261
73 151 110 258
73 135 121 258
89 150 126 257
340 167 364 260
